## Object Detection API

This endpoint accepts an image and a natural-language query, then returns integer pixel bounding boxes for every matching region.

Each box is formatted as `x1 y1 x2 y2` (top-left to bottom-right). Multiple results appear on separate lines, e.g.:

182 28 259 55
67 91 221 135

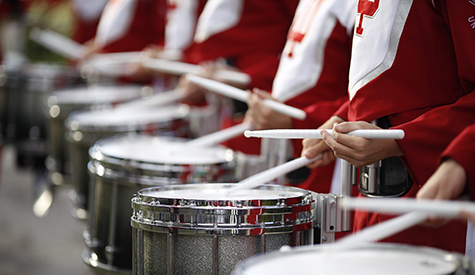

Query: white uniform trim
272 0 356 103
165 0 199 51
349 0 413 100
194 0 244 44
71 0 108 22
95 0 138 48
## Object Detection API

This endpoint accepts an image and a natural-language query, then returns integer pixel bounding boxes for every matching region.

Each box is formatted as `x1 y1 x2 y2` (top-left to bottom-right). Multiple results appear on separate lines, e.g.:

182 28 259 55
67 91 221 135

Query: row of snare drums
37 76 474 275
42 82 294 274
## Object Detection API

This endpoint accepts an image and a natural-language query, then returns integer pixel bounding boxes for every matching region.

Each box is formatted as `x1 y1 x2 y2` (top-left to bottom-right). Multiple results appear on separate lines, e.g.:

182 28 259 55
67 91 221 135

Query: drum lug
83 230 101 248
313 193 347 244
105 245 119 265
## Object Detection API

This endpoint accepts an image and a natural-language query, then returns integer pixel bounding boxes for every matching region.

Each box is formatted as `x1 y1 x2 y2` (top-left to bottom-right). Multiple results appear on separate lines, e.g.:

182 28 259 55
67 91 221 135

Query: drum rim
130 184 315 235
47 84 146 104
89 135 235 166
135 183 313 206
234 242 466 274
64 105 189 133
130 217 314 235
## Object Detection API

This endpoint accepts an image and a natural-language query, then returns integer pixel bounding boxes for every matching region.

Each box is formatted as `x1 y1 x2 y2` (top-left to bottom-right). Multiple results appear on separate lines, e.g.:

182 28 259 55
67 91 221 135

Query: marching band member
163 0 206 62
417 121 475 256
179 0 298 155
302 0 475 253
244 0 355 194
83 0 167 58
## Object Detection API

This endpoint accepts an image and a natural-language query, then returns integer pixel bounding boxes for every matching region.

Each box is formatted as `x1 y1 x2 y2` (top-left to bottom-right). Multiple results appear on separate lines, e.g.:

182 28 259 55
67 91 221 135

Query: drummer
125 0 207 85
176 0 298 156
243 0 355 194
80 0 167 75
417 122 475 256
302 0 475 254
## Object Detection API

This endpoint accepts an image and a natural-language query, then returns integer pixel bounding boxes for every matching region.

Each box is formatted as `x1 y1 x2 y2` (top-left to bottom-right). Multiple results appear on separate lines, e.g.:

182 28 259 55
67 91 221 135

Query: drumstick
336 211 429 246
244 129 405 140
225 155 322 196
178 122 252 151
186 75 307 121
29 28 87 60
341 197 475 218
143 58 251 86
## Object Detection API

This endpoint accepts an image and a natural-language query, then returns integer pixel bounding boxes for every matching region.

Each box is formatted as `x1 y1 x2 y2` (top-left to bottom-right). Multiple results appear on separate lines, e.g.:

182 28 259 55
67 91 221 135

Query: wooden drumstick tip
244 130 252 138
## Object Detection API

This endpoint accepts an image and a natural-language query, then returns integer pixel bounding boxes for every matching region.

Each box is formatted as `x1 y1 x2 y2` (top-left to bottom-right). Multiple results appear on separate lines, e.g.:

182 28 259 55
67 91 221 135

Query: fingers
245 88 278 130
459 211 475 224
252 88 273 100
321 129 365 165
302 138 332 169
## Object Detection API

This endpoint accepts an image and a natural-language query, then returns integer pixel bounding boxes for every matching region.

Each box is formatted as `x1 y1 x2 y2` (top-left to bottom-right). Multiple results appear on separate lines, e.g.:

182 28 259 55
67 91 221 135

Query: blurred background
1 1 98 274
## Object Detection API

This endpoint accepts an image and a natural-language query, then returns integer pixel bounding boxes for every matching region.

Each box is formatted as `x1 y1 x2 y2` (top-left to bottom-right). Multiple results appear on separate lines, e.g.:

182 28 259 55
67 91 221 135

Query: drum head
94 135 233 165
48 84 146 105
235 243 463 275
138 184 310 203
67 105 188 129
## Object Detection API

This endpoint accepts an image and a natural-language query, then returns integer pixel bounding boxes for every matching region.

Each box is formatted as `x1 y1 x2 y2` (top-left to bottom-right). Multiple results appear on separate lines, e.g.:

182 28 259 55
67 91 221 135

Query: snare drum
65 105 191 219
83 135 240 274
4 63 82 167
45 84 151 186
130 184 315 275
234 243 468 275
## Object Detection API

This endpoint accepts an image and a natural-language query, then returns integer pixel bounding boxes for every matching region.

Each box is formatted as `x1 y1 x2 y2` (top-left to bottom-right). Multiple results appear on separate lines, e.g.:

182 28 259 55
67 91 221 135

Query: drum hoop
131 197 313 214
234 242 466 273
65 121 188 140
49 84 145 105
88 161 237 186
90 136 234 166
130 217 314 236
135 184 313 207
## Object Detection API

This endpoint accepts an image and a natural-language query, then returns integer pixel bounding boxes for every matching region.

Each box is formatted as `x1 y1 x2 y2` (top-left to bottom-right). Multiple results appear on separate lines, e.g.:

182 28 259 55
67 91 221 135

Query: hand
177 61 218 104
176 74 207 104
80 38 101 61
301 116 343 169
141 44 164 59
416 159 468 226
321 121 403 167
244 88 293 130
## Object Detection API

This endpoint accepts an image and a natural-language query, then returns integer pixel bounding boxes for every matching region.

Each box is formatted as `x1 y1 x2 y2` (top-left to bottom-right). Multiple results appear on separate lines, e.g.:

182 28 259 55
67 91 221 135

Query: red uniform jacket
189 0 298 155
334 0 475 253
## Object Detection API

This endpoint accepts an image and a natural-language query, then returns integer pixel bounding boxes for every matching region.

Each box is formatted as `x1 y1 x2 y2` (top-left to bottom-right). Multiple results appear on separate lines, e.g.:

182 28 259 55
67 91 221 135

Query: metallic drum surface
84 135 239 274
131 184 315 275
45 84 148 186
65 105 192 219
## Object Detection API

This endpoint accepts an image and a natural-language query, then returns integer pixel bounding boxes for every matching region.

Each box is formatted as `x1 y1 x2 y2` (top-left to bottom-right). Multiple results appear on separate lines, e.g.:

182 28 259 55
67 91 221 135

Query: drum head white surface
239 245 460 275
50 85 145 105
69 105 187 127
98 136 233 165
144 186 305 200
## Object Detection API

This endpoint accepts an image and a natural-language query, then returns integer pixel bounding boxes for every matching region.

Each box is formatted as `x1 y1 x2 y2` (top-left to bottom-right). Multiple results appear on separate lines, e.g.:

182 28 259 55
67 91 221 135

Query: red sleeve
188 0 296 88
441 124 475 199
293 96 348 130
396 92 475 185
234 51 280 91
71 16 100 44
394 0 475 185
333 99 349 121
